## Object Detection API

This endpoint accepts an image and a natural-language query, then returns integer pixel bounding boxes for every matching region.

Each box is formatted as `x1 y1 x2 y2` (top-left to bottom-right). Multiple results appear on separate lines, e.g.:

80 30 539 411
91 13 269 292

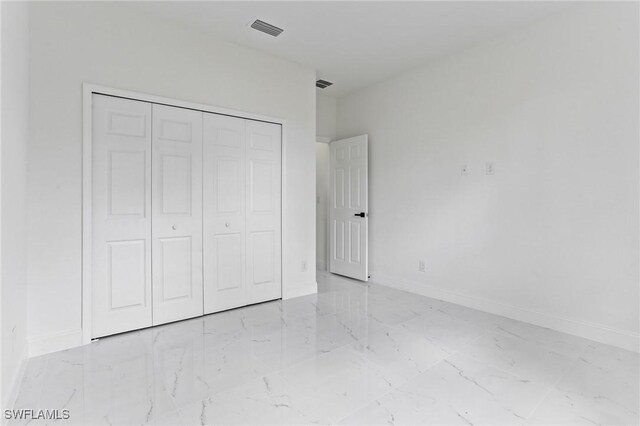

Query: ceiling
128 1 571 97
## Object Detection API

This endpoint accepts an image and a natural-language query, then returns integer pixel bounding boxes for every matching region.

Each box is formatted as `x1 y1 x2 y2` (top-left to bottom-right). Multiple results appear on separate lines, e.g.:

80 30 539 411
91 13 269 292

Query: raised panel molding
161 154 192 214
334 220 345 261
349 144 361 160
215 234 243 291
159 119 192 143
107 111 146 138
107 240 146 310
251 231 275 285
160 237 193 301
108 150 146 216
349 222 361 264
334 169 345 208
250 132 274 151
217 128 242 147
217 158 241 213
250 160 274 213
349 166 361 209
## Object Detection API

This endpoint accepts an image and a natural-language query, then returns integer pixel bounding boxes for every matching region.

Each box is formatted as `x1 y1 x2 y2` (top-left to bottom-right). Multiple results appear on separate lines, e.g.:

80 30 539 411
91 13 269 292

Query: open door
329 135 368 281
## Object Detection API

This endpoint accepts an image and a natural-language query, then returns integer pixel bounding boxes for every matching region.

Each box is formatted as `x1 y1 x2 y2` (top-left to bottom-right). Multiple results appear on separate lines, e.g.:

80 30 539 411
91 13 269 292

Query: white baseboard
28 328 84 358
26 282 320 358
316 258 327 271
283 280 318 300
3 345 28 411
371 271 640 353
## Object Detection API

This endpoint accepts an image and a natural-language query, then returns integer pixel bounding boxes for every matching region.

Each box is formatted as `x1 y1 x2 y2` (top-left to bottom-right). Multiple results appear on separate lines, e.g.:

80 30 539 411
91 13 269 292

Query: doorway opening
315 135 369 281
315 140 330 272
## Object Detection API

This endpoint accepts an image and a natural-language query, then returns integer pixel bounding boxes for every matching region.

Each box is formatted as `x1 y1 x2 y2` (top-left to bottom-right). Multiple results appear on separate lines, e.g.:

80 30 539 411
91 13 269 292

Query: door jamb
82 83 287 345
315 136 332 273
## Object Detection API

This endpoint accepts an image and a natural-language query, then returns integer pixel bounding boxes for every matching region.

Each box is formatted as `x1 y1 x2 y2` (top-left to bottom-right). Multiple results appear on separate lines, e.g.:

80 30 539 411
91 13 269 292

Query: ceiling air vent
250 19 284 37
316 79 333 89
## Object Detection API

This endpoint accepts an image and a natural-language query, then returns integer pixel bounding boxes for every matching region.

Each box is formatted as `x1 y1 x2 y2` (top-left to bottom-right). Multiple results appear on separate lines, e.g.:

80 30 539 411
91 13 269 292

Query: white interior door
203 114 247 313
329 135 369 281
91 94 153 338
151 104 203 325
245 120 282 304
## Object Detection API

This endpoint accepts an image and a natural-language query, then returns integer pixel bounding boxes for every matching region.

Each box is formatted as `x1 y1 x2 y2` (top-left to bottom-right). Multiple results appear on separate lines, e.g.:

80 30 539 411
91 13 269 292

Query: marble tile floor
10 271 639 425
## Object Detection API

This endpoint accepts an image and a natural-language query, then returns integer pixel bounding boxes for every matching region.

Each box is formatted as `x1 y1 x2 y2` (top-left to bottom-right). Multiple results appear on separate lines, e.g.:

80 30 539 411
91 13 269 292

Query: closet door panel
246 121 282 304
92 95 152 338
152 105 203 325
203 114 246 313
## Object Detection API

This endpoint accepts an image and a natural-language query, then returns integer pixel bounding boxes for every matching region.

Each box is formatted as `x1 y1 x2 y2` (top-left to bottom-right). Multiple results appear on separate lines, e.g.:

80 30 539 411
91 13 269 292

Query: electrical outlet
301 260 308 272
418 260 426 272
461 165 468 176
485 162 495 175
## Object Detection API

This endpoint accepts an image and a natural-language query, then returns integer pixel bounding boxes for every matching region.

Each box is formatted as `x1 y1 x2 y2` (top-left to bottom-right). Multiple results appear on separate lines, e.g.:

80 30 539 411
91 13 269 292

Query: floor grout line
15 275 638 426
523 344 590 422
331 331 470 425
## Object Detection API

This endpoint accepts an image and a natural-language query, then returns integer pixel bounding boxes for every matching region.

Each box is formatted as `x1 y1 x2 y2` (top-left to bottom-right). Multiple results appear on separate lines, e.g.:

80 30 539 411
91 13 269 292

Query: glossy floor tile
10 271 640 425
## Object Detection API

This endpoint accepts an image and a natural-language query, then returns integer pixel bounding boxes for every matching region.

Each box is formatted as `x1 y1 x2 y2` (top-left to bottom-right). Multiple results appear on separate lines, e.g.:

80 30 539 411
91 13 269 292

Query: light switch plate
486 162 495 175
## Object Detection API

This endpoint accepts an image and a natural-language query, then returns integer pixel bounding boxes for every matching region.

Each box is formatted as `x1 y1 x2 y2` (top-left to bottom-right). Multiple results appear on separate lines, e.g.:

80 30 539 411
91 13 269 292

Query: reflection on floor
11 271 640 425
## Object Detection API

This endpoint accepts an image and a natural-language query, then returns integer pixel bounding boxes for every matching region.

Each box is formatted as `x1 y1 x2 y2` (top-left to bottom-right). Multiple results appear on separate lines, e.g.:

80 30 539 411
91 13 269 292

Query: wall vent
250 19 284 37
316 79 333 89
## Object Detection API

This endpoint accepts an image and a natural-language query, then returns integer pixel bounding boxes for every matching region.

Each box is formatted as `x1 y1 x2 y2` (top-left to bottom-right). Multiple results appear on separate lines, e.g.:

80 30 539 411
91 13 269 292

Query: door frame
315 137 332 272
82 83 286 345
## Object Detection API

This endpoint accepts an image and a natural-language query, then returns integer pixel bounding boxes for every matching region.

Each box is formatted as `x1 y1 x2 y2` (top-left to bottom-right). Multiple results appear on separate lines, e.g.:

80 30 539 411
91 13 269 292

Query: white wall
315 143 329 270
315 92 336 271
1 1 30 406
316 93 337 140
28 2 316 356
337 3 639 351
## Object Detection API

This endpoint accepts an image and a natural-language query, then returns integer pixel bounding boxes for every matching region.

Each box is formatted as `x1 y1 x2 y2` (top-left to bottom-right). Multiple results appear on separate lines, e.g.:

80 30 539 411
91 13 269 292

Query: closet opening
82 85 284 343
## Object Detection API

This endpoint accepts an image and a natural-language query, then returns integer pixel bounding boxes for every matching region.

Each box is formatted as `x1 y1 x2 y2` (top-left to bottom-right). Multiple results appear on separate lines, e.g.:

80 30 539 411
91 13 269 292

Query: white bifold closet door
151 104 203 325
92 95 153 338
203 114 246 312
203 114 281 313
92 94 280 338
245 120 282 305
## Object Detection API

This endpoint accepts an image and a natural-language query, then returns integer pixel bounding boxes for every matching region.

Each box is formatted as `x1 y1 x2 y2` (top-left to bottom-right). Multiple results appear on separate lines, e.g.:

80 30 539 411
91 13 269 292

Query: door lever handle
354 212 366 217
